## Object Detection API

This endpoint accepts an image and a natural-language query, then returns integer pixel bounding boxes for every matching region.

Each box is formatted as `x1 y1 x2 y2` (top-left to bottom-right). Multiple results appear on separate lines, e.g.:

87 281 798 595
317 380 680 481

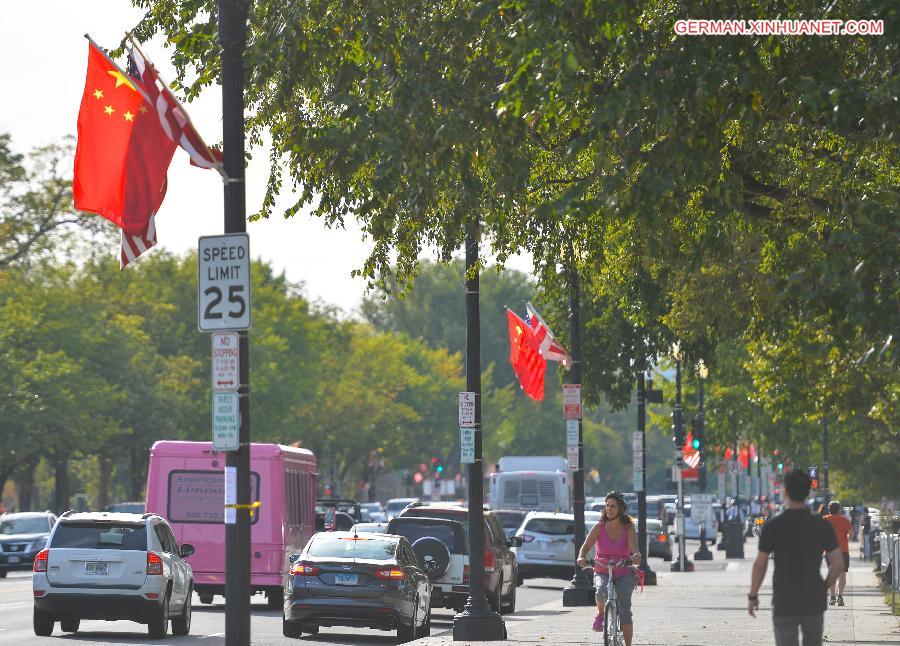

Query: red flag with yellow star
74 40 177 237
507 308 546 400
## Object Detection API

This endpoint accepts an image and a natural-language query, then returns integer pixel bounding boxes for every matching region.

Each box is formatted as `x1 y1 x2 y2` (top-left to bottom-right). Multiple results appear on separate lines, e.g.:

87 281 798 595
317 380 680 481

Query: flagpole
125 32 227 179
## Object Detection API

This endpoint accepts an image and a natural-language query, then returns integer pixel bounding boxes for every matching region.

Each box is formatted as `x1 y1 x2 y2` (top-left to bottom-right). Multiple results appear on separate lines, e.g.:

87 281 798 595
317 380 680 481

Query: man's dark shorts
773 613 824 646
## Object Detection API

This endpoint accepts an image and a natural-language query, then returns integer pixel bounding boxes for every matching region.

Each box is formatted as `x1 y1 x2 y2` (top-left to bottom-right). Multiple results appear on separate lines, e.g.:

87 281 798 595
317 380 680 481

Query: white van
489 471 571 512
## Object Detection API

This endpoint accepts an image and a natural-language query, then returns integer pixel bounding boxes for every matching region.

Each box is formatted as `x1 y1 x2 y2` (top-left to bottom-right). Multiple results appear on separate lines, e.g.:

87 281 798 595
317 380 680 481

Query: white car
32 511 194 638
513 512 576 581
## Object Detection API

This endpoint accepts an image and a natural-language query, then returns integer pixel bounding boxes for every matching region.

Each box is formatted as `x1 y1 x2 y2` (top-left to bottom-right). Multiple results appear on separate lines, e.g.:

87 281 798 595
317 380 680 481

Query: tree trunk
129 447 148 501
96 455 110 510
54 458 70 514
14 462 37 512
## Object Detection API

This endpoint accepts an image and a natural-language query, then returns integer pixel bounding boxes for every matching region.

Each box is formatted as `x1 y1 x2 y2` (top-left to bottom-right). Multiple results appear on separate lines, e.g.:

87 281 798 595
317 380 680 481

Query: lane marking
0 601 29 607
726 562 739 572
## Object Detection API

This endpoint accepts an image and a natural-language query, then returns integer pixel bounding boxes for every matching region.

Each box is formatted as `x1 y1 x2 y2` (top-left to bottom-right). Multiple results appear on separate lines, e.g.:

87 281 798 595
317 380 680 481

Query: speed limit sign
198 234 251 332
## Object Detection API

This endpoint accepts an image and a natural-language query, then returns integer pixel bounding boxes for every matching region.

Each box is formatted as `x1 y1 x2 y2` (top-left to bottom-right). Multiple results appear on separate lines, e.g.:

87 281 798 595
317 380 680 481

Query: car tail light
146 552 163 575
289 563 320 576
484 549 496 572
463 564 470 583
33 549 49 573
520 534 534 543
374 568 406 580
658 533 668 543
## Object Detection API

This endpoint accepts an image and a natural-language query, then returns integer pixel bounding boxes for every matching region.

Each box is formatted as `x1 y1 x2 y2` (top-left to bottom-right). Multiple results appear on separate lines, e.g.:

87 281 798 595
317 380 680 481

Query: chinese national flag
74 41 177 237
507 309 546 401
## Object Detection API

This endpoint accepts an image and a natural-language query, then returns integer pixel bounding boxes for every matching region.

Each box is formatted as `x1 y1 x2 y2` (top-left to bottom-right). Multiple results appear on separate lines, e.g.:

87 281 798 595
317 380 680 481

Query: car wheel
199 593 214 604
33 606 54 637
282 615 301 638
664 552 673 562
397 599 416 643
501 578 517 615
516 573 524 587
172 585 192 636
301 623 320 635
0 570 7 578
488 577 502 613
267 586 284 610
60 616 80 633
147 591 169 639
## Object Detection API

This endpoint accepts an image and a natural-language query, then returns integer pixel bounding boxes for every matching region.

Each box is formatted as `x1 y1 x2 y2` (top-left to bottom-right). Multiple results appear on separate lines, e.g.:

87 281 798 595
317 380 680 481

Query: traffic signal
431 457 444 476
671 410 685 448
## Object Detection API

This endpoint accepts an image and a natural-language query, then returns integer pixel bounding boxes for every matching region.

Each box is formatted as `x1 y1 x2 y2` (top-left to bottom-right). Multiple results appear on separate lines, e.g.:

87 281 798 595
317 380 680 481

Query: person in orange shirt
824 501 853 605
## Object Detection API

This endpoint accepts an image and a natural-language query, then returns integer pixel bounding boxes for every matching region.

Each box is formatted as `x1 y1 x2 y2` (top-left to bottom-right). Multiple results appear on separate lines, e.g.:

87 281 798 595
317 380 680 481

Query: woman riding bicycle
577 491 641 646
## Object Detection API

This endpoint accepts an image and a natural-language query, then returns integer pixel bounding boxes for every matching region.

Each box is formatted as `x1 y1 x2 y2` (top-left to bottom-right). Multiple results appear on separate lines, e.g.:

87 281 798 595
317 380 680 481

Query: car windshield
389 520 465 554
495 511 526 530
0 516 50 535
307 535 396 560
524 518 574 536
51 522 147 550
386 500 416 513
646 520 663 533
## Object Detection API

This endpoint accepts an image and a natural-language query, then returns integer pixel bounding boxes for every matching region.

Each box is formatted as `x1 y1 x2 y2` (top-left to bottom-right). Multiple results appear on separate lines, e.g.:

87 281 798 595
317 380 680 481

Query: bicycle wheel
603 600 620 646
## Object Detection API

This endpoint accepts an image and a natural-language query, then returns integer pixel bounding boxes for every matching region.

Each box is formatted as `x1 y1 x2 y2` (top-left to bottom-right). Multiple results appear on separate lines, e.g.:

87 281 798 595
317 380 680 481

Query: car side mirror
509 536 523 548
288 553 301 564
180 544 195 558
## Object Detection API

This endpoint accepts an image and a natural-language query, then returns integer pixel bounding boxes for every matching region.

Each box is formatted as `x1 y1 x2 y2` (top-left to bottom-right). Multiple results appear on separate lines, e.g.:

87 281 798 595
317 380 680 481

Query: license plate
7 556 20 564
334 573 358 586
84 561 109 576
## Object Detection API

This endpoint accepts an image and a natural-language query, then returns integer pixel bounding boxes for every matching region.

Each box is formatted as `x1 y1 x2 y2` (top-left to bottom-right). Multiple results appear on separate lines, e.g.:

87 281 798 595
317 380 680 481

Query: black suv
0 511 57 576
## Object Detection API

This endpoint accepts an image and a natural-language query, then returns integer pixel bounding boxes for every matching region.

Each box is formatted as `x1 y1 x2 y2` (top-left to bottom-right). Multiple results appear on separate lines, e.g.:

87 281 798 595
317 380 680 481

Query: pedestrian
748 468 843 646
577 491 642 646
861 510 872 560
823 501 852 606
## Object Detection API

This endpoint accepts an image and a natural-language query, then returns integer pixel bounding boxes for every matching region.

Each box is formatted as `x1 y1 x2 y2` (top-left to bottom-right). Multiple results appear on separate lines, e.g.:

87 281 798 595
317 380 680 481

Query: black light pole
670 349 691 572
694 362 712 560
453 220 506 641
562 262 594 606
822 417 830 502
636 372 660 585
218 1 251 645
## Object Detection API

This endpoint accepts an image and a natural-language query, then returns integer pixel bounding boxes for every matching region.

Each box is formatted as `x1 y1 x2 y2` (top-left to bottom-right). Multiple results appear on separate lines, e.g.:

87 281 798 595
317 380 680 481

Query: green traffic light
691 438 701 450
436 465 444 473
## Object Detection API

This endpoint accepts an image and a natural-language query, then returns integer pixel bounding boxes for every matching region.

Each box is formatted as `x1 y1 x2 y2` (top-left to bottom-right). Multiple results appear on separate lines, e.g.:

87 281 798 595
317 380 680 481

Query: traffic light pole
694 376 712 560
671 358 691 572
218 2 251 645
453 220 505 642
562 264 594 606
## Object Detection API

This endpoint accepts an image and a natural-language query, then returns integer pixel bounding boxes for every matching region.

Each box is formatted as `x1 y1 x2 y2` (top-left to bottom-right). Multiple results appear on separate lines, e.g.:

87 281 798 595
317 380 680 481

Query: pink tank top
594 521 631 578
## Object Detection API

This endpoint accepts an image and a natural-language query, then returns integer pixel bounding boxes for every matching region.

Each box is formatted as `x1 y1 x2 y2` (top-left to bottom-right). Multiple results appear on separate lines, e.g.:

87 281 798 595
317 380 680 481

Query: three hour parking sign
198 233 251 332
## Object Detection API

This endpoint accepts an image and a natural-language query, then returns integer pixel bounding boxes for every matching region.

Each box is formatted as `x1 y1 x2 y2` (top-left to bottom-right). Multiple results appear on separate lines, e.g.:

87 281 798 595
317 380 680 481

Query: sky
1 2 532 315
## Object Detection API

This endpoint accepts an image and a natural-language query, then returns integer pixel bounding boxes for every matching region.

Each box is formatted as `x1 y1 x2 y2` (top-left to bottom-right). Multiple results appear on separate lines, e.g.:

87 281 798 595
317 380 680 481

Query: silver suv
32 511 194 638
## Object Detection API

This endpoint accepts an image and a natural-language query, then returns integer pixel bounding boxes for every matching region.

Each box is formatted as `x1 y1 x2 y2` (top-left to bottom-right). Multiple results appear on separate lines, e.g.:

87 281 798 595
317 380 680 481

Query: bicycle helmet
605 491 628 511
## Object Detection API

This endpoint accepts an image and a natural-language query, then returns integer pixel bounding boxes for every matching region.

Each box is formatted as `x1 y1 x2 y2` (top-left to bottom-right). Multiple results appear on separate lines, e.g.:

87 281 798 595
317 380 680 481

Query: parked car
677 506 718 544
645 518 673 561
0 511 57 577
102 502 145 514
32 511 194 638
385 498 420 520
398 504 518 614
361 502 387 523
386 516 468 613
513 512 576 581
282 531 431 642
493 510 528 540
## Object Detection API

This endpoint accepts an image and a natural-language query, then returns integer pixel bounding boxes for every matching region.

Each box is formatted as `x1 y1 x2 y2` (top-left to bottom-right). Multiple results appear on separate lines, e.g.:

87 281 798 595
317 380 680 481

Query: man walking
824 501 852 605
748 468 843 646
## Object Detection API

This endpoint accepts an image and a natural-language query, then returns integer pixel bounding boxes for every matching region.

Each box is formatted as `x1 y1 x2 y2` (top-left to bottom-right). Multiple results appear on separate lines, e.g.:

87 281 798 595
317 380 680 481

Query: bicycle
592 557 640 646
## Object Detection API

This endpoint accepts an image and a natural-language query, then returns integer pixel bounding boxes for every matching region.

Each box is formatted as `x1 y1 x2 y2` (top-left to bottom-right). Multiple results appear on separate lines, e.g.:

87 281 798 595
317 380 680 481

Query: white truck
488 456 571 512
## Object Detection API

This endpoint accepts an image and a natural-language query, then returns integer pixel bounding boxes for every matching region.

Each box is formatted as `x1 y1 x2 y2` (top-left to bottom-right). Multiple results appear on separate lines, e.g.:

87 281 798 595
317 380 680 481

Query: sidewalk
415 540 900 645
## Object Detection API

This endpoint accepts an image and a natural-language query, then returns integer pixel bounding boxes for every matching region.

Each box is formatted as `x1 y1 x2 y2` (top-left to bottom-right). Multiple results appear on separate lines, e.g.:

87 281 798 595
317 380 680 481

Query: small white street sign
460 427 475 464
459 392 476 428
212 392 240 451
566 419 579 446
633 470 644 492
224 466 237 525
691 494 715 524
212 332 240 391
198 234 251 332
566 445 579 471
